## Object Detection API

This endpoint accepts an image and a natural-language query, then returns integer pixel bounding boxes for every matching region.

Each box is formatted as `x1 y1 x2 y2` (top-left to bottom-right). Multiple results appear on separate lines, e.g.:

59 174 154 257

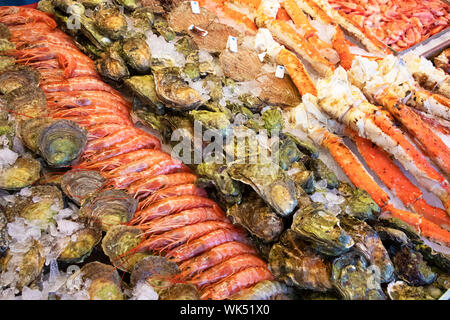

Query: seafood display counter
0 0 449 301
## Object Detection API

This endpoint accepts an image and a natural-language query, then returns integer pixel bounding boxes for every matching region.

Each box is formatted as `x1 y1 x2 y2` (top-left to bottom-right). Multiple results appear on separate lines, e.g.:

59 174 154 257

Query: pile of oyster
34 0 450 300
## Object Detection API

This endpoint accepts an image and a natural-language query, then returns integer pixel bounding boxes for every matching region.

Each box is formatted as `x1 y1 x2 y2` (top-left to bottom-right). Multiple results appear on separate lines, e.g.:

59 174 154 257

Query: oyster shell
4 185 63 228
290 161 314 194
130 255 180 286
261 108 283 136
339 214 394 283
102 225 149 272
304 157 339 189
153 67 203 111
331 251 386 300
0 209 9 255
80 262 124 300
58 227 102 264
38 119 88 168
4 86 47 119
131 7 155 30
0 65 40 94
121 34 151 73
96 43 130 81
19 117 53 153
339 183 380 221
283 132 319 158
387 281 435 300
274 137 305 171
93 4 127 40
0 158 41 190
61 170 106 205
391 246 437 286
80 190 137 231
228 162 297 217
125 75 165 113
269 230 332 291
227 193 284 242
291 203 354 256
0 241 45 290
0 23 11 40
116 0 141 10
153 16 176 41
196 162 242 205
157 283 200 300
189 110 231 136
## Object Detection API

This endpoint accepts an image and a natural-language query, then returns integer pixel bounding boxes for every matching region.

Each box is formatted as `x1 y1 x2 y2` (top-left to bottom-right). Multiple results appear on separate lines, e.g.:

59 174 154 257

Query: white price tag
275 65 285 78
190 1 201 14
258 52 266 62
188 24 208 37
227 36 238 53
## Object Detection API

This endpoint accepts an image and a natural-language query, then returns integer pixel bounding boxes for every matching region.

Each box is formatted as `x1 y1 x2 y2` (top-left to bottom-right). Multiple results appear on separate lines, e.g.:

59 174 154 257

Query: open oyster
387 281 435 300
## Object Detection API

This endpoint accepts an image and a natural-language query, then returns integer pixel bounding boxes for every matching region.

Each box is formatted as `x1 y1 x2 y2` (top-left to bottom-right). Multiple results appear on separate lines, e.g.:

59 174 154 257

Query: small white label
190 1 201 14
227 36 238 53
188 24 208 37
275 65 285 78
258 52 266 62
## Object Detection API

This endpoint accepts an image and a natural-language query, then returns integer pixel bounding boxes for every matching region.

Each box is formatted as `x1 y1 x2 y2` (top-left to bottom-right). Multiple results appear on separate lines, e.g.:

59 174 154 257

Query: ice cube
19 187 32 197
21 287 43 300
56 220 82 236
0 147 18 168
130 281 159 300
310 192 326 203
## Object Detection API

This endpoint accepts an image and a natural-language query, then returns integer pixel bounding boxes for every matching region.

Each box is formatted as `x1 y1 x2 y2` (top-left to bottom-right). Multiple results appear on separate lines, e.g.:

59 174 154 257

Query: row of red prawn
0 6 273 300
